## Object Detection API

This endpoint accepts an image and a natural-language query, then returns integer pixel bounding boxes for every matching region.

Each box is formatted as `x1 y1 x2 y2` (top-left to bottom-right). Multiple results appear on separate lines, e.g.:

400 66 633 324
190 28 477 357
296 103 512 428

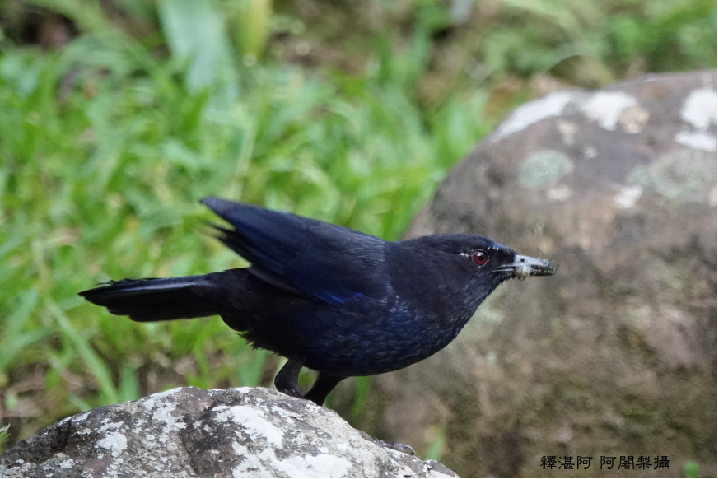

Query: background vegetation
0 0 715 461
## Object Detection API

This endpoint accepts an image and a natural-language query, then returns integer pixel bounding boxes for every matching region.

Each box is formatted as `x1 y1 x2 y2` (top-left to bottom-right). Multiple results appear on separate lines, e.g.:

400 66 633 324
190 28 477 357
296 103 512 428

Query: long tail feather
79 275 220 322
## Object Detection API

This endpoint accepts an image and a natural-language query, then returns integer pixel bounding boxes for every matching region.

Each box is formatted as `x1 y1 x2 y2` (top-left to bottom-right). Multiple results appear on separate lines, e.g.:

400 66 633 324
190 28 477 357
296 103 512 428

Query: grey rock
0 387 456 478
361 71 716 477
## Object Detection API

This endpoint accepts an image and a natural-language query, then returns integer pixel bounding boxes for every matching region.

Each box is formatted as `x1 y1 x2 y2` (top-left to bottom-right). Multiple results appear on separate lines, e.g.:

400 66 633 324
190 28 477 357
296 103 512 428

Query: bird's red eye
472 250 488 266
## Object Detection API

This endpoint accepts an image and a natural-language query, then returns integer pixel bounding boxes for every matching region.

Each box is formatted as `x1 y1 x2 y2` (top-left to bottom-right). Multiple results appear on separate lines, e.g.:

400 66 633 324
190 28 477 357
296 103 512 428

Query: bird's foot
278 387 304 399
363 433 415 455
275 357 305 400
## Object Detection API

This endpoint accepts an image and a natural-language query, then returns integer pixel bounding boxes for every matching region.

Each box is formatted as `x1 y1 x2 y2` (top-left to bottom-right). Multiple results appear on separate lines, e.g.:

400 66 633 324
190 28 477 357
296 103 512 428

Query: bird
79 197 554 406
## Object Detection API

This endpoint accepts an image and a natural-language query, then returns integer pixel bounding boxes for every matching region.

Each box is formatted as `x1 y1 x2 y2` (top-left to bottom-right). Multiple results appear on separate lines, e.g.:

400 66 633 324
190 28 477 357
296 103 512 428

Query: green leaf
159 0 238 108
48 300 119 405
425 427 445 461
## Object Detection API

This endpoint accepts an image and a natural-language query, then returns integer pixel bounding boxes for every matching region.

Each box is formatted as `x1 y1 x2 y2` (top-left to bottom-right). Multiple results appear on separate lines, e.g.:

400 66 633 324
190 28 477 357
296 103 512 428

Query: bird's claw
279 387 304 399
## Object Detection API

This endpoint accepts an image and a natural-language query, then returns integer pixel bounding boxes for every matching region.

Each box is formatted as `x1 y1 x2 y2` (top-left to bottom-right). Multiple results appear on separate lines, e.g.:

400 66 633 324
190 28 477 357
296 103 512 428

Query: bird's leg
304 372 346 405
274 357 305 398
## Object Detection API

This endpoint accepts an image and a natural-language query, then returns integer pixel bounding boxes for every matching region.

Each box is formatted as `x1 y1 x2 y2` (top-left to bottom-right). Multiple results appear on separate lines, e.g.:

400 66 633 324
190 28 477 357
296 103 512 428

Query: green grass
0 23 491 449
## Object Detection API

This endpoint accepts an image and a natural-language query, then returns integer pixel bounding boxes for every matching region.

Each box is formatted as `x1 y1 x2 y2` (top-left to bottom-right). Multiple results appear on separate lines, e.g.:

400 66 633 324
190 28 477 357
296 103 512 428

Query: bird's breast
294 297 476 376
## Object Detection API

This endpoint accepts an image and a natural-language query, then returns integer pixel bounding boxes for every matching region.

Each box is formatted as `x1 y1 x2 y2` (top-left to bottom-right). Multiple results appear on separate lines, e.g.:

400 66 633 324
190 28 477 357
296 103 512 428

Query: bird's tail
79 274 223 322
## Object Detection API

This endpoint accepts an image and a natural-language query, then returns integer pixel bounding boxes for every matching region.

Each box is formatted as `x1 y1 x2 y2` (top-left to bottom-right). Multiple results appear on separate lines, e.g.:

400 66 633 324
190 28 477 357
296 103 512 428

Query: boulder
0 387 456 478
359 71 716 477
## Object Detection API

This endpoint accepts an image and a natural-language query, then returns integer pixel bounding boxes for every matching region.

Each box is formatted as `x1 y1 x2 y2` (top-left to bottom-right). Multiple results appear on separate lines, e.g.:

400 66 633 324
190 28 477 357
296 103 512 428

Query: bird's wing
201 198 389 306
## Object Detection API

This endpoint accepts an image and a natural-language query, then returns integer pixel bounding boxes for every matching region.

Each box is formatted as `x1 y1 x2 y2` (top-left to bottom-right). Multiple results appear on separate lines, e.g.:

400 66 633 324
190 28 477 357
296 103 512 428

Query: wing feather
201 198 389 306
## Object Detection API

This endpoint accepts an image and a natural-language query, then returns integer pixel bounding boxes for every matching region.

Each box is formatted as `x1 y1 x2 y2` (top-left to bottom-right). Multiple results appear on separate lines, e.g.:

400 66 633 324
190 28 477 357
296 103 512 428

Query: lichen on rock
0 387 456 478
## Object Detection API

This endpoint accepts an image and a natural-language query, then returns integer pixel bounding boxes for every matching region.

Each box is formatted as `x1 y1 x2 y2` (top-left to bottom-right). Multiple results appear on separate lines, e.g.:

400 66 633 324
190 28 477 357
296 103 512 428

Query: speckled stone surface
357 71 716 477
0 387 456 478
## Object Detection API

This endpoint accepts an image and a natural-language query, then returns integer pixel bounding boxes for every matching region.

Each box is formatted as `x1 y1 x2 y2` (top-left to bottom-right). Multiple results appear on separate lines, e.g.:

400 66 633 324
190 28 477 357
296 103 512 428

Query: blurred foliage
0 425 9 446
476 0 716 82
684 461 700 478
425 425 446 461
0 0 715 458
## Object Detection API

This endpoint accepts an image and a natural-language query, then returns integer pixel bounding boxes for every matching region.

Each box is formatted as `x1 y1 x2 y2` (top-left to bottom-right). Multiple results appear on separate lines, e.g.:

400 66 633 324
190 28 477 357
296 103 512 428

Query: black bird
80 198 554 405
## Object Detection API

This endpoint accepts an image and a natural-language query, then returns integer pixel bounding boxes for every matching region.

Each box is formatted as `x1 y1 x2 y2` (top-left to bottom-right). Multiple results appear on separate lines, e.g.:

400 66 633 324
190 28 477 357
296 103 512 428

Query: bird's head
403 234 554 283
459 238 555 282
393 234 554 326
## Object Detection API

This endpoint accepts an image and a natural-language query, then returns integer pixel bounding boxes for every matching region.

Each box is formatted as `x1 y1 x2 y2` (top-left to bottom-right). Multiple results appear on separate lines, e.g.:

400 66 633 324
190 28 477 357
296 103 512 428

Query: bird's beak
495 254 555 281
